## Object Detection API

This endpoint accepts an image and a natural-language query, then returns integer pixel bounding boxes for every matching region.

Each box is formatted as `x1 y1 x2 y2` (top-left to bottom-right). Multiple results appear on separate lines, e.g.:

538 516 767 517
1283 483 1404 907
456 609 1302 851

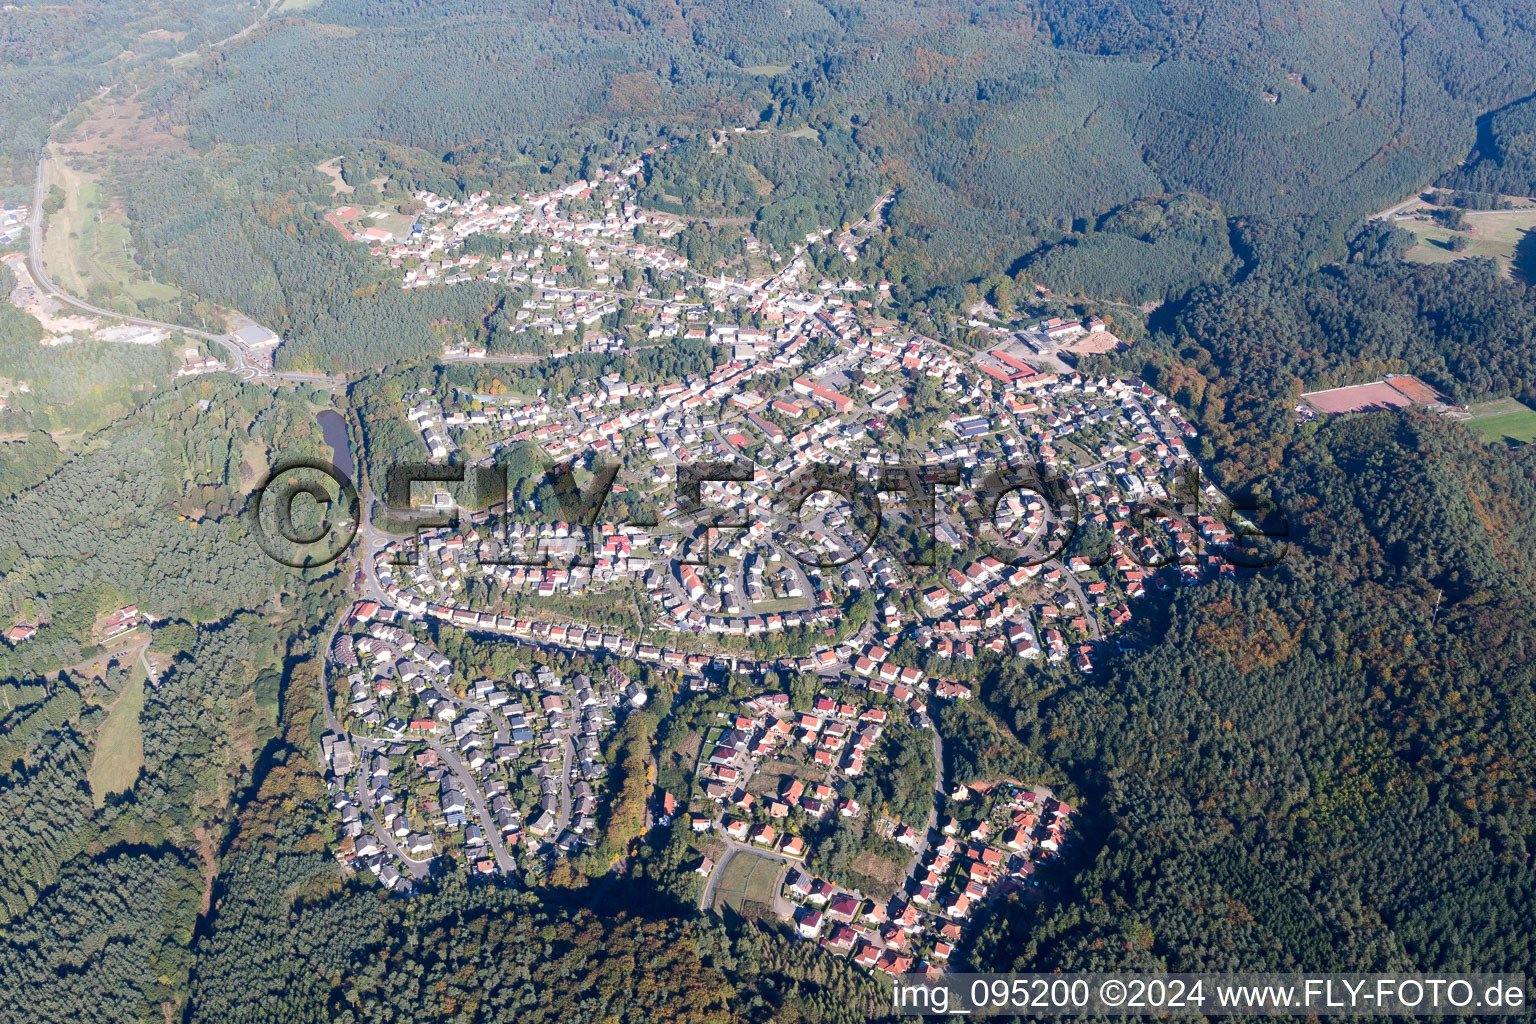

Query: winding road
427 736 518 874
28 151 345 387
354 752 435 879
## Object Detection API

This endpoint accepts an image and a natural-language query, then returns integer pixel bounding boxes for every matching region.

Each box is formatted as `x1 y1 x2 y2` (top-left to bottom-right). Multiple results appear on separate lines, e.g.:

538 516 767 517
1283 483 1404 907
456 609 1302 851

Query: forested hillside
138 0 1536 303
971 412 1536 976
0 376 354 1023
4 1 1536 1020
121 147 511 372
1021 194 1237 305
957 252 1536 978
1441 95 1536 197
0 379 329 679
0 0 255 188
1134 257 1536 482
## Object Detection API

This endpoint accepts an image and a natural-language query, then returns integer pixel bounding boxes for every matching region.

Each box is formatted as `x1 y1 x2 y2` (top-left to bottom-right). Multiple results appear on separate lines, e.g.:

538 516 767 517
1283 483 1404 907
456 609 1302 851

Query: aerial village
316 154 1254 977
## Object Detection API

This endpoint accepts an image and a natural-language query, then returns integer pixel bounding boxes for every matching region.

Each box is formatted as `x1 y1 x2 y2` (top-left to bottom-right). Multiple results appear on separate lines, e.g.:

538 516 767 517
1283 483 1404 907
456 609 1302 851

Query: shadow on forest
1513 227 1536 286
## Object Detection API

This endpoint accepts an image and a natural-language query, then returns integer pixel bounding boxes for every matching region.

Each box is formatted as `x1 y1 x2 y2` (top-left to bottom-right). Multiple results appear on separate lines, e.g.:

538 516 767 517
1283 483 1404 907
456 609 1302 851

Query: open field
712 851 783 914
316 157 355 195
1068 330 1124 356
1400 208 1536 282
41 93 192 315
1466 398 1536 447
750 596 811 614
42 154 182 315
89 669 146 806
745 757 810 797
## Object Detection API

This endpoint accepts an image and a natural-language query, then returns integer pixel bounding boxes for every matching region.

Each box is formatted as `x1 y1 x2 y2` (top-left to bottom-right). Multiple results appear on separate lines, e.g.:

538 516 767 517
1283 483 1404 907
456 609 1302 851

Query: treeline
189 852 893 1024
0 715 101 923
970 413 1536 977
1132 257 1536 483
0 676 80 766
0 301 180 432
143 0 1536 308
1021 193 1237 305
0 0 254 184
638 125 881 254
1440 94 1536 197
0 431 63 501
122 149 513 372
0 850 202 1024
0 379 331 682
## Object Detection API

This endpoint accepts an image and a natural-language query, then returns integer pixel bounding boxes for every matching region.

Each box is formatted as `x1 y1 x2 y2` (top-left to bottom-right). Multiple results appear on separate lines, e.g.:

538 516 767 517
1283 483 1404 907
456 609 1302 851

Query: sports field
1466 398 1536 447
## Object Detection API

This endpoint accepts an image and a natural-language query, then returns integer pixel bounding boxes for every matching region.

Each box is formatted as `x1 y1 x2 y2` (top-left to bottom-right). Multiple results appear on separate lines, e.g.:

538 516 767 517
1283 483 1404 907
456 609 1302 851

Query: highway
28 151 345 388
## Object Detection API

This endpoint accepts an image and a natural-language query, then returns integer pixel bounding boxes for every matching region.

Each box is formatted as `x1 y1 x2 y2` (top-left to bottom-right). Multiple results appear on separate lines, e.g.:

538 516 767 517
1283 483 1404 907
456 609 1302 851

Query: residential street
697 838 800 917
355 757 434 879
427 737 517 874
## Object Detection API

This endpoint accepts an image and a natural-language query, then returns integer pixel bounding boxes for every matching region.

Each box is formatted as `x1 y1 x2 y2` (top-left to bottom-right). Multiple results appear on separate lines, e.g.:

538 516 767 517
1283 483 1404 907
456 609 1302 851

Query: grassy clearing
847 847 903 896
89 668 146 806
315 157 354 195
745 758 809 797
1401 209 1536 281
43 154 182 314
713 851 782 913
1466 398 1536 446
742 64 792 75
750 596 811 614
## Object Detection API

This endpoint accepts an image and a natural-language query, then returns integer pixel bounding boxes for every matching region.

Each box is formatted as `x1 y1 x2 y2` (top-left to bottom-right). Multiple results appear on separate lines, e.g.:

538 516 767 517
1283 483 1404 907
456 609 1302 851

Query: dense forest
120 147 512 373
0 0 255 189
0 379 331 680
1131 257 1536 484
968 412 1536 976
1441 94 1536 197
1021 194 1238 305
941 252 1536 977
124 0 1536 306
